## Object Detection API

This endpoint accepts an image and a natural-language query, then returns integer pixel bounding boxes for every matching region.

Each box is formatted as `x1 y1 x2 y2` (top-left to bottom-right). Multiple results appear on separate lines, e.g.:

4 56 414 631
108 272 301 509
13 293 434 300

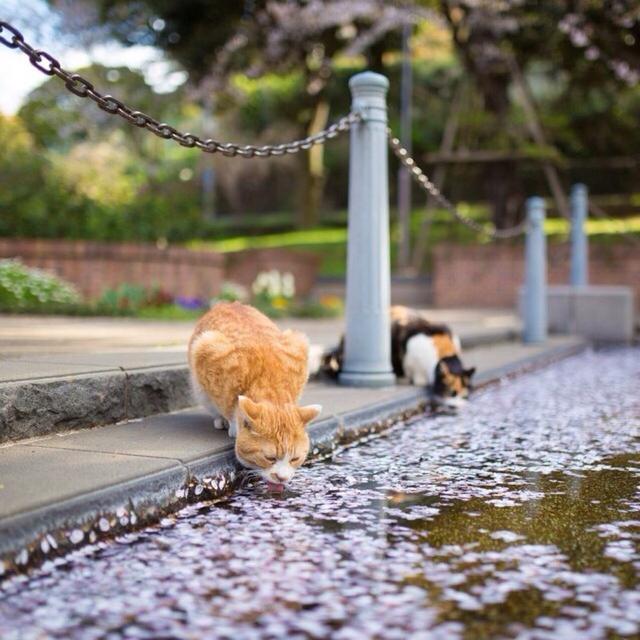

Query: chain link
387 130 527 240
0 20 359 157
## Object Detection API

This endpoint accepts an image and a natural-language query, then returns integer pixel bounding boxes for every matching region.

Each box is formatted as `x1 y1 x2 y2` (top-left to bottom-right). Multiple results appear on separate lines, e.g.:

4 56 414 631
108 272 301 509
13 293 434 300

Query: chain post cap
571 183 588 197
349 72 388 121
526 196 546 224
349 71 389 93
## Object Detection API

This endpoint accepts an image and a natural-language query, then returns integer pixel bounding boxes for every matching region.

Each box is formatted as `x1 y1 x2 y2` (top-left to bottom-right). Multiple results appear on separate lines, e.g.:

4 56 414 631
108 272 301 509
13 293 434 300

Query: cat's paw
227 421 237 438
212 415 229 431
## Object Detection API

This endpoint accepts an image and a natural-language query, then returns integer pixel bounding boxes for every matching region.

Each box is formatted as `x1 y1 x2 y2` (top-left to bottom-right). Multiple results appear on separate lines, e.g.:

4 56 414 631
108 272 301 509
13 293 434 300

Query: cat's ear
237 395 262 424
464 367 476 379
298 404 322 425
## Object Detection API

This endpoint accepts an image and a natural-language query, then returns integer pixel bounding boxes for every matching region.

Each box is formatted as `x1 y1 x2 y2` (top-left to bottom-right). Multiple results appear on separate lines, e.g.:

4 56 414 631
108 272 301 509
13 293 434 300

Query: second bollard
570 183 589 286
523 197 548 343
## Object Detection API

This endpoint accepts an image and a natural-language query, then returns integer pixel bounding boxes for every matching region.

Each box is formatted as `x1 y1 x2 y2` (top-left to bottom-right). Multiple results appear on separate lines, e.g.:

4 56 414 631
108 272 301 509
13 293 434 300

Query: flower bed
0 261 342 320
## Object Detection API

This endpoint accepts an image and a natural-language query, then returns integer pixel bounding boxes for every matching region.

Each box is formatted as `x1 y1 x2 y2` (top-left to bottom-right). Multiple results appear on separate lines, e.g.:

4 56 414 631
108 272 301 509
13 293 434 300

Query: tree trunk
484 160 523 229
508 55 569 219
475 71 524 228
411 81 464 271
441 1 524 228
298 98 330 229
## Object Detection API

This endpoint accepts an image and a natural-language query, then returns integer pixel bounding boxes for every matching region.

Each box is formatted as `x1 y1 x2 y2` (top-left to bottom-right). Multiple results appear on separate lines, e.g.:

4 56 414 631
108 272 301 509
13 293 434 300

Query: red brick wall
432 243 640 310
0 239 321 301
0 239 225 300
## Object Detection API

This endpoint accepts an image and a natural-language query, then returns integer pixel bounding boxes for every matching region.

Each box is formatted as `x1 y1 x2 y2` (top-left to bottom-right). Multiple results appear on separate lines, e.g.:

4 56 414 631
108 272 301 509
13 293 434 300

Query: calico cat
189 302 322 489
391 306 475 408
321 306 475 408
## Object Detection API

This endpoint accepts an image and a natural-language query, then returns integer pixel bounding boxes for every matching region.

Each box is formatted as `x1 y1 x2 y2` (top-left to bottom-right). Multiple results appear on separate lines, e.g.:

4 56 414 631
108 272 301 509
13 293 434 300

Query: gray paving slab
0 349 187 384
28 410 230 462
3 336 584 465
0 310 521 439
17 383 409 463
0 316 195 357
0 444 182 520
0 358 122 383
0 331 584 446
465 336 584 380
300 382 410 417
0 310 519 358
0 332 520 385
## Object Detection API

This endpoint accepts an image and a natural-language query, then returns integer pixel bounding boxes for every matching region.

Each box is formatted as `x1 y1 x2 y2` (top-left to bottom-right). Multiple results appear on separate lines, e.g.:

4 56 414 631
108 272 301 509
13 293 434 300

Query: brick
433 242 640 311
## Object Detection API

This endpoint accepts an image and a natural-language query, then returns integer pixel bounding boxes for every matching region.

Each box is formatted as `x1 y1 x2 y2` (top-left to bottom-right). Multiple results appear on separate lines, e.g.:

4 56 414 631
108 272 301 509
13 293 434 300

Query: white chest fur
402 334 440 386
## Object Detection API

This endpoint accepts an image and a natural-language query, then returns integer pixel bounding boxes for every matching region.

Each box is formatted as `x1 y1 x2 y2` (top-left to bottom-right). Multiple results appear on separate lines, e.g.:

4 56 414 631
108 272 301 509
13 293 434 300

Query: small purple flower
175 296 207 310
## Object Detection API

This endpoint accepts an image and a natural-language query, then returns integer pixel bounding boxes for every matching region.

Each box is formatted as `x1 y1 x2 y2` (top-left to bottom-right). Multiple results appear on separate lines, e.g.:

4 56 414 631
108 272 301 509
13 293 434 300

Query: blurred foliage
1 2 639 249
0 259 80 310
47 0 424 226
97 282 173 313
295 295 344 318
2 52 640 244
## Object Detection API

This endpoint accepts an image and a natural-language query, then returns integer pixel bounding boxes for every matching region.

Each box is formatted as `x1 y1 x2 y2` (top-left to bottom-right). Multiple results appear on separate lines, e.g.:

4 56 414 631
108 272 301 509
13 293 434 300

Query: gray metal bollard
570 183 588 286
339 72 395 387
523 197 548 343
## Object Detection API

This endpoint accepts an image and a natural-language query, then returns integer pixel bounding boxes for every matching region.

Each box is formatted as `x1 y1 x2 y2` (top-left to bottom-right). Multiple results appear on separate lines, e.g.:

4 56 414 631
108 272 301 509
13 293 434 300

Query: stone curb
0 337 587 578
0 330 518 445
0 366 192 445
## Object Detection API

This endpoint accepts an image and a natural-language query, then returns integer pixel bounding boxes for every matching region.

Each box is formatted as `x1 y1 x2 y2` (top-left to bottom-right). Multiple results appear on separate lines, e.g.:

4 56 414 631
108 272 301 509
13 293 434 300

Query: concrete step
0 335 587 577
0 314 521 445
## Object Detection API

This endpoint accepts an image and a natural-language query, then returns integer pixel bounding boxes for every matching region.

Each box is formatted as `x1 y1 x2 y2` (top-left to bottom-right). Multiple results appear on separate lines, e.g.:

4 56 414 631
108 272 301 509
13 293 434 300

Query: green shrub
97 283 150 313
0 259 81 310
97 283 177 313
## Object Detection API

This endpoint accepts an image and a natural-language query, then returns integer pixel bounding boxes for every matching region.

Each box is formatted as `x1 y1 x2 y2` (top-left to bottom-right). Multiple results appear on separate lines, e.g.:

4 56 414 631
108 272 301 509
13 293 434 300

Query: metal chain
0 20 359 157
387 130 527 240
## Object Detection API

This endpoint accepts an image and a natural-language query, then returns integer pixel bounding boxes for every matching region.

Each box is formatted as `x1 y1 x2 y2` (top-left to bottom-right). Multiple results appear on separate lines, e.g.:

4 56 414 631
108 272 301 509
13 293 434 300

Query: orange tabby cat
188 301 321 488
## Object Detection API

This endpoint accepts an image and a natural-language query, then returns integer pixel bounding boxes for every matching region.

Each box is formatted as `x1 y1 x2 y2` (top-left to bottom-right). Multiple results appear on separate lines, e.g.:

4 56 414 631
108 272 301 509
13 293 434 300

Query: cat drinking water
189 302 321 490
321 306 475 409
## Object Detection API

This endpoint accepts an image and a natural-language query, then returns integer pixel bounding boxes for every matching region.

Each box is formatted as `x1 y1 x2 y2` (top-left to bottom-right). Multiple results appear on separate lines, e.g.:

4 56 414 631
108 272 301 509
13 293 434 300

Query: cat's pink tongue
266 481 285 492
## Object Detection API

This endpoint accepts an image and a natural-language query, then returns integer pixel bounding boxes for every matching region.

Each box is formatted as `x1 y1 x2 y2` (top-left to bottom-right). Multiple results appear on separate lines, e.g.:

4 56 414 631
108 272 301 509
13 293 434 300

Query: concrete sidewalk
0 308 519 358
0 310 521 444
0 335 586 576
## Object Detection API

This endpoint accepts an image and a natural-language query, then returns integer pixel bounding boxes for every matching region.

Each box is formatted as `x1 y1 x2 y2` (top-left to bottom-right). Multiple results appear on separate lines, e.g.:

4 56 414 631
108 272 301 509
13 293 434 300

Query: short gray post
570 183 588 286
523 197 548 343
339 72 395 387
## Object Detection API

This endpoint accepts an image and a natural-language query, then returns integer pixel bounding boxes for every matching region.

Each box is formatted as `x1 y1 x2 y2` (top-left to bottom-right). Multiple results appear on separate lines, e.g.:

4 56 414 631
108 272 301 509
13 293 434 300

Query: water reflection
0 348 638 639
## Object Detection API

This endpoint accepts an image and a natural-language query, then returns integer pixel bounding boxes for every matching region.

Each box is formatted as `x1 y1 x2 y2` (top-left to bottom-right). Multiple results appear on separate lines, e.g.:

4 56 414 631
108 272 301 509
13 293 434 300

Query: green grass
189 227 349 253
188 208 640 278
189 227 349 277
189 207 480 276
544 215 640 238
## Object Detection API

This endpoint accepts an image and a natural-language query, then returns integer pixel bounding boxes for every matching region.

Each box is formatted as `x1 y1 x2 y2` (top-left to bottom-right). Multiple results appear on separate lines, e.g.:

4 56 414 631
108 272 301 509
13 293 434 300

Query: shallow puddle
1 348 639 639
